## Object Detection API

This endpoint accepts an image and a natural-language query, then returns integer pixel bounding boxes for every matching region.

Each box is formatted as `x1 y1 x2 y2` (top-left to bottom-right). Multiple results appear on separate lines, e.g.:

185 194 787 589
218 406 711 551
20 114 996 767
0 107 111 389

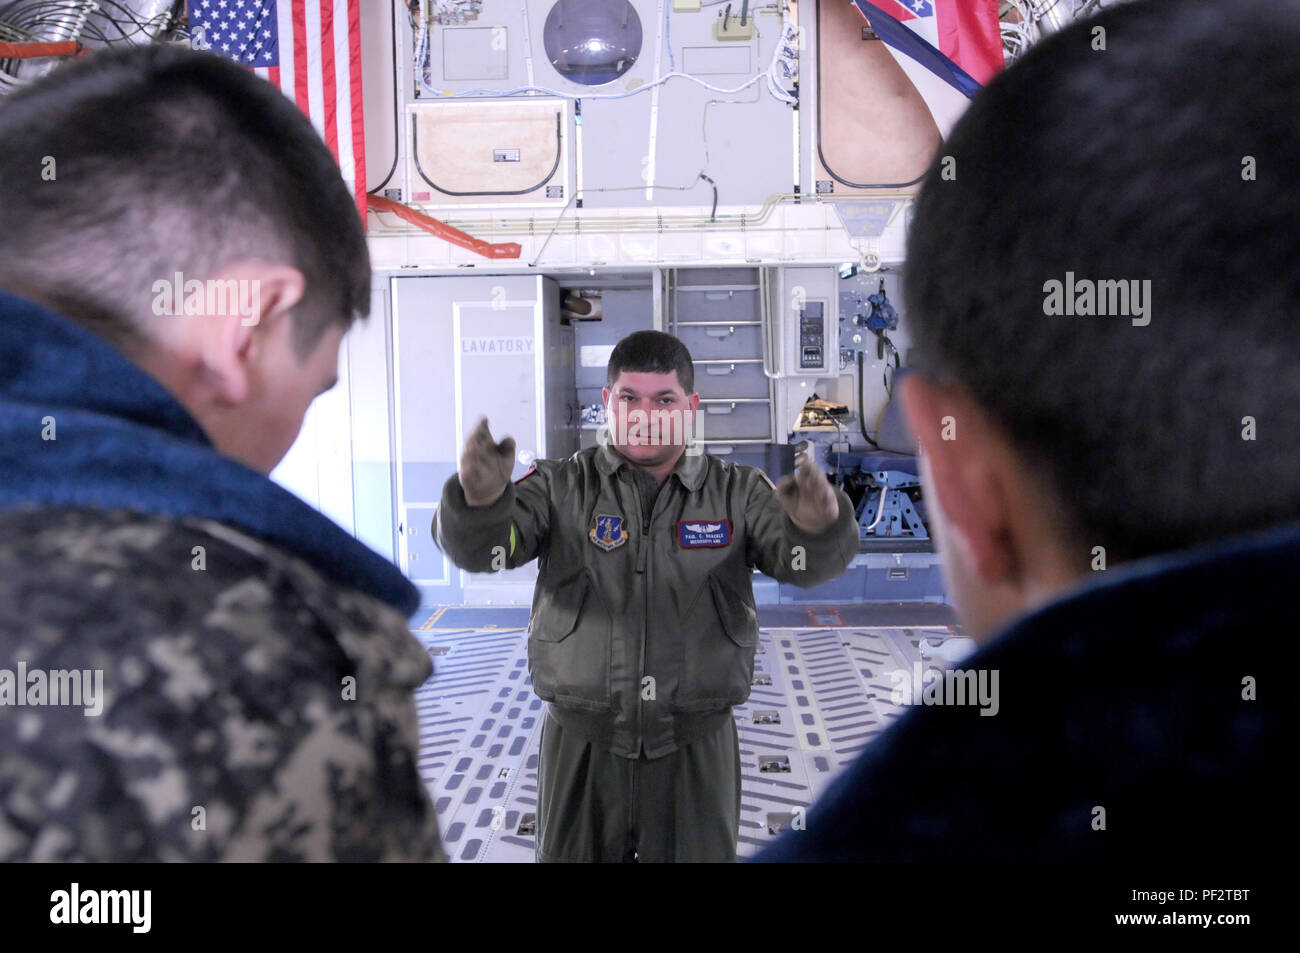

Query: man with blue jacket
754 0 1288 862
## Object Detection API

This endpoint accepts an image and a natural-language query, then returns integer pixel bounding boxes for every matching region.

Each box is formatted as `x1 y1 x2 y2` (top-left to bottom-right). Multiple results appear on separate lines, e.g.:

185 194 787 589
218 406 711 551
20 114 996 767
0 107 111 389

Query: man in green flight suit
433 330 859 861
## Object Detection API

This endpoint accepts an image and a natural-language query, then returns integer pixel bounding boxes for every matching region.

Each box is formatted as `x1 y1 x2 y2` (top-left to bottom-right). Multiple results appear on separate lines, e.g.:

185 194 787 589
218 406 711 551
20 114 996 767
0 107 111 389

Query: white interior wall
270 337 355 535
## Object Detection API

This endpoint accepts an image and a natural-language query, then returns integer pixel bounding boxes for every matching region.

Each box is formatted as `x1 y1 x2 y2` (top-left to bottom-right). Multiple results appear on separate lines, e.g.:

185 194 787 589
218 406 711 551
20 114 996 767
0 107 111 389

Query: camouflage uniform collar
595 439 708 491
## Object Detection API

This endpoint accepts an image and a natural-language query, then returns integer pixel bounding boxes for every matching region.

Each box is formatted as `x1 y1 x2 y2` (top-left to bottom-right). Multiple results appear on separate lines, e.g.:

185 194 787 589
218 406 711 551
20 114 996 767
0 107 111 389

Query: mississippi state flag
852 0 1003 136
187 0 367 222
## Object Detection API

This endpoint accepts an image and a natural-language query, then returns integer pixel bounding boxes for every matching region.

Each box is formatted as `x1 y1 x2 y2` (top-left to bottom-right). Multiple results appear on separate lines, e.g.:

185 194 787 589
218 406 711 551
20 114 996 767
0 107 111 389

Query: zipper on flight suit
630 477 650 753
629 475 649 856
629 470 673 854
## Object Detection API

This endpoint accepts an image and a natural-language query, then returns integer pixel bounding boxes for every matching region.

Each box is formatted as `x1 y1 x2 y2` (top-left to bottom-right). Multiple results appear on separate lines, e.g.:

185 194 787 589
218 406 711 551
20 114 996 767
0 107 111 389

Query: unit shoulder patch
589 513 629 551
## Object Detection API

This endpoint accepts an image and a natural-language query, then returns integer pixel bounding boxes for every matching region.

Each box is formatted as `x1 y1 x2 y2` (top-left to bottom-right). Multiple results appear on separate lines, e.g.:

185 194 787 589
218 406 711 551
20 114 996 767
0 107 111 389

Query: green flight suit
434 440 859 861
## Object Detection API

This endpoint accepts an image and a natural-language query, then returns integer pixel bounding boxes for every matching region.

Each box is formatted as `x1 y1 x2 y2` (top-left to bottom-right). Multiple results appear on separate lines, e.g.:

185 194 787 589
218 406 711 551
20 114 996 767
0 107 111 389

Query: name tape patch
677 518 732 548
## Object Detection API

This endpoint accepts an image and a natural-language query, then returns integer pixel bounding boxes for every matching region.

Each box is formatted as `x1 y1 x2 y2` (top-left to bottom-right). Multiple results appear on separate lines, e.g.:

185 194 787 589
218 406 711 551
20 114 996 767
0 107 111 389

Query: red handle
367 195 521 260
0 41 81 59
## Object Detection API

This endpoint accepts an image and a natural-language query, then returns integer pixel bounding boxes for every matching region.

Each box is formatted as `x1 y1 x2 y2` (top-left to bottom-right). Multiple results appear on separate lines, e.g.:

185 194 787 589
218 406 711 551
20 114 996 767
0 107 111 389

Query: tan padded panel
816 0 940 190
411 102 561 197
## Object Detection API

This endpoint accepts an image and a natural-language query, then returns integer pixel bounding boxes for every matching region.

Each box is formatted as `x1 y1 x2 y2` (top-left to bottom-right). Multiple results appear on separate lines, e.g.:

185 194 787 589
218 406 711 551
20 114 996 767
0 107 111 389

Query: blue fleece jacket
0 288 418 617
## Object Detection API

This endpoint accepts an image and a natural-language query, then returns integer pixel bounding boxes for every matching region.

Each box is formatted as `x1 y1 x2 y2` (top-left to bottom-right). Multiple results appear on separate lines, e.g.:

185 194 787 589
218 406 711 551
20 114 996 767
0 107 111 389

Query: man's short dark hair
607 330 695 393
903 0 1300 563
0 43 369 357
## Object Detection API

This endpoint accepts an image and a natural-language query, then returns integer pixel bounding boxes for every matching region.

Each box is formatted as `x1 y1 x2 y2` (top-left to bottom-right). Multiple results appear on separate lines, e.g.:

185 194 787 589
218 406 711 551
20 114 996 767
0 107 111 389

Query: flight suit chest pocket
527 569 613 711
675 573 759 711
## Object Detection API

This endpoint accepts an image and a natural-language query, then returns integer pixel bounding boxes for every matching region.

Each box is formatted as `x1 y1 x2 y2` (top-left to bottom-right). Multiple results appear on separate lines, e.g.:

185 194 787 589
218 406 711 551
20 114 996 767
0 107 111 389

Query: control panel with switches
778 266 841 376
798 300 828 369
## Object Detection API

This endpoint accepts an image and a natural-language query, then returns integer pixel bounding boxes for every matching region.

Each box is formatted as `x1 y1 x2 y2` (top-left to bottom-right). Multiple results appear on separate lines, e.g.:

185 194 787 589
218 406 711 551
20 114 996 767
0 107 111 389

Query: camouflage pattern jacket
0 507 445 862
0 289 445 861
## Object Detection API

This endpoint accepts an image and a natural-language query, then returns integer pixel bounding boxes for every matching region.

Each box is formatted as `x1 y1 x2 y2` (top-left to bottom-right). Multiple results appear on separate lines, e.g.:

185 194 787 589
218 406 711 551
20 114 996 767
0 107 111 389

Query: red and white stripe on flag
863 0 1002 86
253 0 368 224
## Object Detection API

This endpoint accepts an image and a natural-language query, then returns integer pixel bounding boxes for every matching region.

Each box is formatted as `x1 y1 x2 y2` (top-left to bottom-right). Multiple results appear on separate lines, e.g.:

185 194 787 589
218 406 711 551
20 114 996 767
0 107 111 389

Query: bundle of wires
999 0 1126 63
1 0 175 47
0 0 183 94
0 0 94 93
998 0 1037 62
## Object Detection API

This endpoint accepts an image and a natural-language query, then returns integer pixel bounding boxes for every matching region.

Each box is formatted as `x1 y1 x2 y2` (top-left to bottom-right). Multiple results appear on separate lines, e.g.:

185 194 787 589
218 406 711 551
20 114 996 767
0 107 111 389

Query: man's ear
899 374 1018 586
687 392 700 412
197 263 305 405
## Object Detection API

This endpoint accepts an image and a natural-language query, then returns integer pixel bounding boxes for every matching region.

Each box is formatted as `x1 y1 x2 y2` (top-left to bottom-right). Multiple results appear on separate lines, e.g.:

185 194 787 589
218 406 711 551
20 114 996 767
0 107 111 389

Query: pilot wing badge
677 519 732 548
589 513 630 551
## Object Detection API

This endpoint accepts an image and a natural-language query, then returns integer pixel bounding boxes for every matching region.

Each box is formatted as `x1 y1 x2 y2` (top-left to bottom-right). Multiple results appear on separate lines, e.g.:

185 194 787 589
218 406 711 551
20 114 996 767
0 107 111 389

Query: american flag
187 0 367 222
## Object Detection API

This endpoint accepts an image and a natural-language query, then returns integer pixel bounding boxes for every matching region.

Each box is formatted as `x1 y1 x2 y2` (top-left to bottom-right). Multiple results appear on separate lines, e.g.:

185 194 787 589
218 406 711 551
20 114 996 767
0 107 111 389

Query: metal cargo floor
412 605 959 862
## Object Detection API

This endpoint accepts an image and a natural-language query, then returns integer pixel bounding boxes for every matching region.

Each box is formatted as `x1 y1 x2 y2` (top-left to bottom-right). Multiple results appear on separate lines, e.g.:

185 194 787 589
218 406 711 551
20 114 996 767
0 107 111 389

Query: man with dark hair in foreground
0 46 444 860
755 0 1289 862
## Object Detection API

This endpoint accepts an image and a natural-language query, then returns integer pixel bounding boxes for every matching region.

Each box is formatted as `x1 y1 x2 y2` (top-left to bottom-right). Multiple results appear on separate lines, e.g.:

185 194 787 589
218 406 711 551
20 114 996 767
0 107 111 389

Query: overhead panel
402 1 805 212
681 45 751 75
577 1 796 210
441 26 509 80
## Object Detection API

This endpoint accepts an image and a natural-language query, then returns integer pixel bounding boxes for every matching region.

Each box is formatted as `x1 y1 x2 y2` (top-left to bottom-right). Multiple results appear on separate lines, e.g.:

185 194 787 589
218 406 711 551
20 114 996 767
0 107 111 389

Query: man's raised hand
775 442 839 534
460 417 516 507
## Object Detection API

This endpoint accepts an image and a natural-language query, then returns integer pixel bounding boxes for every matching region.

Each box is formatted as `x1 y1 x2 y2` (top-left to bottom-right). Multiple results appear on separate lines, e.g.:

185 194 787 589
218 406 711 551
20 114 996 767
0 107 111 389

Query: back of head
904 0 1300 564
0 43 370 357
